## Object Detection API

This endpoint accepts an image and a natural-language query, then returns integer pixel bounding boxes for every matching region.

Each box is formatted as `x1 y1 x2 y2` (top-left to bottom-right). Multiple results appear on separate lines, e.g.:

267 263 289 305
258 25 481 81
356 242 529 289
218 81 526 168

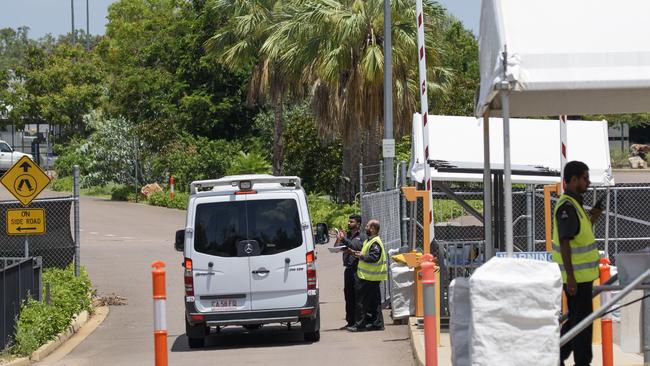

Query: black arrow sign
19 162 32 172
16 227 36 232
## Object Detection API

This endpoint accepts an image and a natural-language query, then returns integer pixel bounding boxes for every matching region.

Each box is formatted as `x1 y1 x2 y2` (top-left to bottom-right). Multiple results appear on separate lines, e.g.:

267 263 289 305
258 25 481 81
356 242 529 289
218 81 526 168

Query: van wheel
185 317 207 349
303 330 320 342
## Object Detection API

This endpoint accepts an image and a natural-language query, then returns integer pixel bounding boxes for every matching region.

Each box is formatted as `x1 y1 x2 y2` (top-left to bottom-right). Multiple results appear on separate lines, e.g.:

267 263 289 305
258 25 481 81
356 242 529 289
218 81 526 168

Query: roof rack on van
190 176 302 194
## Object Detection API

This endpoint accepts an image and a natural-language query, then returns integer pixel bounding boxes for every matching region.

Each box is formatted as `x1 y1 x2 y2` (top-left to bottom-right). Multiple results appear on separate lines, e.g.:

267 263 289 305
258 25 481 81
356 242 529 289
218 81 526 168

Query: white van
175 175 328 348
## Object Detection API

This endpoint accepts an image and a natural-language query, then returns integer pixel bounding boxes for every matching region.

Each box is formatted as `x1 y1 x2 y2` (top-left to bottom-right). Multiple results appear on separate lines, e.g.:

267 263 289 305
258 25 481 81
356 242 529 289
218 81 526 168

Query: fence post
152 261 168 366
359 163 364 196
379 160 384 192
73 165 80 277
526 185 534 252
24 236 29 258
421 256 438 366
400 161 408 247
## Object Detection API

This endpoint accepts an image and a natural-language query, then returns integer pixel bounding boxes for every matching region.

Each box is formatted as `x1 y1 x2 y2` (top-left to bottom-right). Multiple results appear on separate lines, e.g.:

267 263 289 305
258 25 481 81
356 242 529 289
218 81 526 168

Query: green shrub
308 194 360 230
147 190 189 210
51 176 73 192
53 140 91 178
12 266 92 356
110 185 135 201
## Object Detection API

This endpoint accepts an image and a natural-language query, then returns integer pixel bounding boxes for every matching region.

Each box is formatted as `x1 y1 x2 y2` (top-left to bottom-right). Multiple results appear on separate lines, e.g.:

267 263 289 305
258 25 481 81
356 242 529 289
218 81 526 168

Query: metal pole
500 90 513 257
604 187 611 259
359 163 364 195
561 266 650 346
526 185 534 252
614 188 619 256
71 0 75 45
379 160 384 192
24 236 29 258
641 290 650 366
383 0 394 190
86 0 90 50
400 161 408 247
532 185 537 249
483 113 493 260
135 138 139 203
73 165 80 277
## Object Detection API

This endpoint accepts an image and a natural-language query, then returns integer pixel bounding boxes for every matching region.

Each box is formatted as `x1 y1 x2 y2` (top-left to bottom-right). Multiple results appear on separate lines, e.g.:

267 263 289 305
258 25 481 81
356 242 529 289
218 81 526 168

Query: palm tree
263 0 450 201
206 0 295 176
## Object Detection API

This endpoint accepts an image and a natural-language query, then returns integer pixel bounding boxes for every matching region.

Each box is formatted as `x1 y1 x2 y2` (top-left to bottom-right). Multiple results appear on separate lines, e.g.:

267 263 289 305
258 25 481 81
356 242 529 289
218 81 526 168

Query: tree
7 42 104 133
206 0 298 175
263 0 450 201
100 0 252 151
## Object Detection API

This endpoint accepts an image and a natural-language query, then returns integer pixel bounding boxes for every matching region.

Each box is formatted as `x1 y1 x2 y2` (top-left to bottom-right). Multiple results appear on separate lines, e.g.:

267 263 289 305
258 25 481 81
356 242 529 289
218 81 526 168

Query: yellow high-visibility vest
356 236 388 282
552 194 599 283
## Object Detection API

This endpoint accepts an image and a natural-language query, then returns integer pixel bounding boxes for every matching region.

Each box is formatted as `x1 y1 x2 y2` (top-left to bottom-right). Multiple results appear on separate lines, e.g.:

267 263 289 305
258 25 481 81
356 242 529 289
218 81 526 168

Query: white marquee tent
410 114 613 186
475 0 650 256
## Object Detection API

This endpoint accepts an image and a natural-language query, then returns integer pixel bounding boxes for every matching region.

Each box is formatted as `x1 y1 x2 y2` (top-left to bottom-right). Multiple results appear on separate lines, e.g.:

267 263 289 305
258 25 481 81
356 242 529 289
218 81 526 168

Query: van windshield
194 199 303 257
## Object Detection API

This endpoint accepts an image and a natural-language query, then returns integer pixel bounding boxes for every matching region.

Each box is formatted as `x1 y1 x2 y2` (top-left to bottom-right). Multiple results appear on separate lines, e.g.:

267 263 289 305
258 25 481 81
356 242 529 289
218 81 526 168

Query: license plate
211 299 240 311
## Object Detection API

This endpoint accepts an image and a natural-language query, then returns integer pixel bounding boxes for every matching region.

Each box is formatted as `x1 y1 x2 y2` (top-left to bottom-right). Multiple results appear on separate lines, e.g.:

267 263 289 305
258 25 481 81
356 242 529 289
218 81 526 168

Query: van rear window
194 199 302 257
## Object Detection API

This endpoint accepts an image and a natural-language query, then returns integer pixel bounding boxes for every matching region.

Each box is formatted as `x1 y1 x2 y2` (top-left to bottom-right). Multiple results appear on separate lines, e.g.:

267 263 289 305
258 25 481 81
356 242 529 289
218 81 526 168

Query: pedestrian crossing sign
0 156 51 206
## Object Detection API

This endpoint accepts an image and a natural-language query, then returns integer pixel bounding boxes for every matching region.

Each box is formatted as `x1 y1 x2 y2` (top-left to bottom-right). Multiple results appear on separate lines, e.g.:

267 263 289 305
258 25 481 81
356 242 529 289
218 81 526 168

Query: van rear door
191 195 252 312
247 194 308 310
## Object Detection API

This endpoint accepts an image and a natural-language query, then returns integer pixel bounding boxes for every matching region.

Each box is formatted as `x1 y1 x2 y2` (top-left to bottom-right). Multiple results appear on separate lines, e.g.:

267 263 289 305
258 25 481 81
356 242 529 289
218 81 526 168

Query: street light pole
86 0 90 49
383 0 395 190
71 0 76 45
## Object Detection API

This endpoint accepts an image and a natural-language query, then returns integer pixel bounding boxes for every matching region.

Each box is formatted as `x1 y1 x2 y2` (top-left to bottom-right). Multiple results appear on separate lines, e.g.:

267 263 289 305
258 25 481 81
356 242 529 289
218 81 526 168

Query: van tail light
184 258 194 296
306 251 317 290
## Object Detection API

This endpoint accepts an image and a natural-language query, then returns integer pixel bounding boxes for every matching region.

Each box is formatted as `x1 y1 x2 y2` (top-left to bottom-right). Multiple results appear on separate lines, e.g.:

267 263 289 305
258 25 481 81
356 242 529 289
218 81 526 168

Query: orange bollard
152 261 168 366
421 256 438 366
169 176 175 200
600 258 613 366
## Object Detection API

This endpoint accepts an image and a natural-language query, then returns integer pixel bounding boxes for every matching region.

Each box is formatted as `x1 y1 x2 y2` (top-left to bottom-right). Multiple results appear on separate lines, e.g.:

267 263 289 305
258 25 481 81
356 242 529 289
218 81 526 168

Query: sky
0 0 481 39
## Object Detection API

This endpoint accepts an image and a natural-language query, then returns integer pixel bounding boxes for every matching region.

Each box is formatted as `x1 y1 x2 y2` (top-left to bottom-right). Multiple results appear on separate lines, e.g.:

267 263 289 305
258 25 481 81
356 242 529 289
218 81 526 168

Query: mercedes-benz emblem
244 243 254 254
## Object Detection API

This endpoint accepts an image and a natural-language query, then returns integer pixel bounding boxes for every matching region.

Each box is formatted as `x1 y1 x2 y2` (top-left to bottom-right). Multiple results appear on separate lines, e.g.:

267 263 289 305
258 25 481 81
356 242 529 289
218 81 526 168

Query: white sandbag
389 252 414 319
469 257 562 366
449 277 471 366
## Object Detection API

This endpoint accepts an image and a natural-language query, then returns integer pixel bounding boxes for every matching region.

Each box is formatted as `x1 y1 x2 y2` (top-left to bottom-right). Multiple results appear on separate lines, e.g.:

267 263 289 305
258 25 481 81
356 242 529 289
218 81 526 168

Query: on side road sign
6 208 46 235
0 156 51 206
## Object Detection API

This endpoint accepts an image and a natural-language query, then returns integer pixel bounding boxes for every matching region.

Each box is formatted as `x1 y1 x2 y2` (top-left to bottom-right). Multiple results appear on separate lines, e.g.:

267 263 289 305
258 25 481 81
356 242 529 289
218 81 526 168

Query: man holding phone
552 161 603 366
335 214 364 329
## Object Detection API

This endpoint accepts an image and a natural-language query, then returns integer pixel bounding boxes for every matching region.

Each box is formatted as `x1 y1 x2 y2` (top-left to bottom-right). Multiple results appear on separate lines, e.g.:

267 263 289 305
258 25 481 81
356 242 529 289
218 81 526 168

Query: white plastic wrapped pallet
469 257 562 366
449 277 471 366
388 249 414 319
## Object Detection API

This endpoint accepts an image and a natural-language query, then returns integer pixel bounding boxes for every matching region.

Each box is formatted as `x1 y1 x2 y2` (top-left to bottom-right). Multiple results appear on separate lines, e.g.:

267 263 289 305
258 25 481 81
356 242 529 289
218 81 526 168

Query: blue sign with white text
495 251 553 262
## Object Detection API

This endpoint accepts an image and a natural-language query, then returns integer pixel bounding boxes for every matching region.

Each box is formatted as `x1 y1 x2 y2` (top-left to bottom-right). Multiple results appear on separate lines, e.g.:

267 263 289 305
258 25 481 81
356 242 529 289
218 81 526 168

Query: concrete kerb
1 306 109 366
408 317 452 366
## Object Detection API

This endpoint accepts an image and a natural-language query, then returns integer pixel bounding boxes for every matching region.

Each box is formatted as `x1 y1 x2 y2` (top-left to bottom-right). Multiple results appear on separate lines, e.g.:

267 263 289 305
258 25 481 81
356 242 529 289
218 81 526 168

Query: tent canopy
410 114 614 186
475 0 650 118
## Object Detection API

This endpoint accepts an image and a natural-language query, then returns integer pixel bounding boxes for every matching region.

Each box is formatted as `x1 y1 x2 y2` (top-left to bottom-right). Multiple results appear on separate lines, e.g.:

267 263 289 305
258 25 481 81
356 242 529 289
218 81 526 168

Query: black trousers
560 282 593 366
354 278 384 328
344 266 357 326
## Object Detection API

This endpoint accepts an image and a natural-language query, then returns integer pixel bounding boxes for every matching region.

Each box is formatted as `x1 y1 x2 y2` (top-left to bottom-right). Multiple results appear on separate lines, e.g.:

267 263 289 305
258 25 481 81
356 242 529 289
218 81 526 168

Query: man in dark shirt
554 161 603 366
334 214 363 329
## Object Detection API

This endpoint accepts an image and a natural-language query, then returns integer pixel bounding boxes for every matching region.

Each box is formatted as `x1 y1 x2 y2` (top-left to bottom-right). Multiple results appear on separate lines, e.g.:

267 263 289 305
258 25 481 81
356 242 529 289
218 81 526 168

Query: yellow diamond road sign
0 156 51 206
6 208 46 235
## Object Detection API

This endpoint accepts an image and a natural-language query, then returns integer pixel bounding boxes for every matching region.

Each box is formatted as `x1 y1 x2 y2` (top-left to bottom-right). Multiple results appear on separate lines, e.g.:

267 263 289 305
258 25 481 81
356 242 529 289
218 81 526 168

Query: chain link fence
360 189 402 304
1 257 42 350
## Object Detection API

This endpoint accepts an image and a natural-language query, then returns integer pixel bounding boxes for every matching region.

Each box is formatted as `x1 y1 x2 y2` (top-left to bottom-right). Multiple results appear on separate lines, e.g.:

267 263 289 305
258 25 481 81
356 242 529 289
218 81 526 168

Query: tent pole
500 90 513 257
483 112 493 260
604 186 611 259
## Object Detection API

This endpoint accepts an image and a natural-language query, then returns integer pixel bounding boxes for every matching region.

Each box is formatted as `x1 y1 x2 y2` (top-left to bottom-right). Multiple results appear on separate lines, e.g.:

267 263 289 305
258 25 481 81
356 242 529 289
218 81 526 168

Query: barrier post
169 175 175 201
152 261 168 366
421 255 438 366
599 258 613 366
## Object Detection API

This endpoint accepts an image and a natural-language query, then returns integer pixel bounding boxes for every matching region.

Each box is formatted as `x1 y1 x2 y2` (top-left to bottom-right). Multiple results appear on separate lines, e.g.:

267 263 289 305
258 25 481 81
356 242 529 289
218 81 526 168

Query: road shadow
171 325 314 352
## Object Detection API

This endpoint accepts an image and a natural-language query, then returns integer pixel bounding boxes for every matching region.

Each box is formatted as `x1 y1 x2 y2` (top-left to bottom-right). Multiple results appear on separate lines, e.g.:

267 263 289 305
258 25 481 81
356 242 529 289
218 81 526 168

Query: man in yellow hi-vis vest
552 161 603 366
345 219 387 332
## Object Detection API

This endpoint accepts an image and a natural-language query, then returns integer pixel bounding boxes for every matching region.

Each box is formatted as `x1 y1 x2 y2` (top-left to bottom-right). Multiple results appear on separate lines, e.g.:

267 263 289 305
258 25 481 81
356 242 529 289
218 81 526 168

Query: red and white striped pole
559 115 568 193
169 175 175 200
415 0 435 245
152 261 168 366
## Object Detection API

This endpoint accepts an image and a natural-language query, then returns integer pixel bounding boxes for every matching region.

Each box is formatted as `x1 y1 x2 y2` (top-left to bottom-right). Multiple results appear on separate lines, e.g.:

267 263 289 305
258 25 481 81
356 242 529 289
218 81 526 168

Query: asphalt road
18 192 414 366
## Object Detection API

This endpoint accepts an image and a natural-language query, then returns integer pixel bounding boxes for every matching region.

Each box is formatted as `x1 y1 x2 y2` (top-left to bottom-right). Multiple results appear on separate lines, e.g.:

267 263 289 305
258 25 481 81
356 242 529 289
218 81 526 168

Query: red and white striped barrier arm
559 115 568 192
415 0 435 244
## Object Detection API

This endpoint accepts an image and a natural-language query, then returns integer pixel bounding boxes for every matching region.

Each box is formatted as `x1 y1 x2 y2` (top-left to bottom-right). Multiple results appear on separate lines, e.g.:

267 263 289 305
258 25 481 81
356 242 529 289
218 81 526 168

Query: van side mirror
175 229 185 251
314 223 329 244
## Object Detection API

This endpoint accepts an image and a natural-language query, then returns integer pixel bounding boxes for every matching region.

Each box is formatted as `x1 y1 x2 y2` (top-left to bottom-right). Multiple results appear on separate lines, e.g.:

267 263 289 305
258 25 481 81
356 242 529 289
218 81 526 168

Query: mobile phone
594 197 605 210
